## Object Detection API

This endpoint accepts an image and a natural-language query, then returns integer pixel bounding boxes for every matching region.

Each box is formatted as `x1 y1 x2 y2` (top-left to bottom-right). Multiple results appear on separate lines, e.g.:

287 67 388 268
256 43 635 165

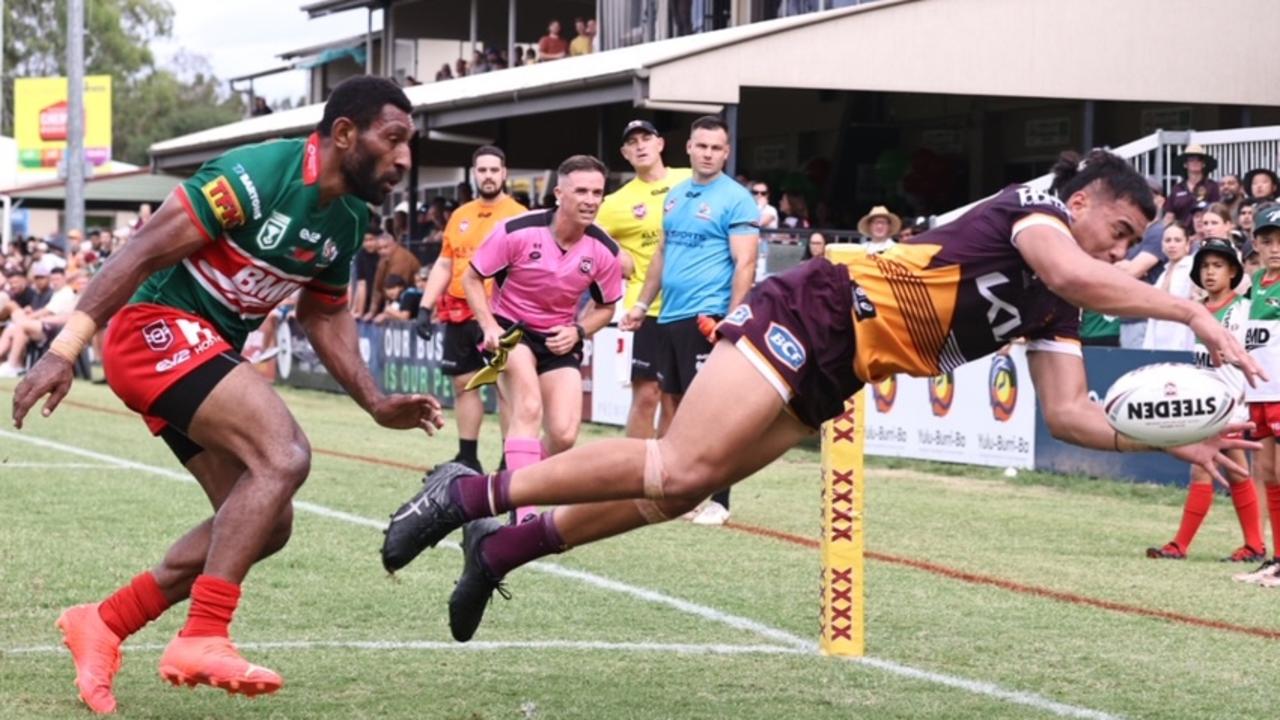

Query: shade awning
151 0 1280 171
0 170 183 211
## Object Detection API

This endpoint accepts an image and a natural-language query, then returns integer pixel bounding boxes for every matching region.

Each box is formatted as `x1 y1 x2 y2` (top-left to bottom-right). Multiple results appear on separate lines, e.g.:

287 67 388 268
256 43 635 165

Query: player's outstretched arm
1016 225 1264 386
296 290 443 435
11 195 210 428
1029 349 1257 483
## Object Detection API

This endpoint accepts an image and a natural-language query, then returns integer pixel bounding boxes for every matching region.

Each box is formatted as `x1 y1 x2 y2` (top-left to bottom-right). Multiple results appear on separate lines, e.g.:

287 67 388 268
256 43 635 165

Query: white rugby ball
1103 363 1241 448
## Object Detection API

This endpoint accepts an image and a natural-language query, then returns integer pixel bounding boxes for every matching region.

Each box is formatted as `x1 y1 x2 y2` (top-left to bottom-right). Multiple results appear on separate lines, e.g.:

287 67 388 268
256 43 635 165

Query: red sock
1230 479 1265 551
1173 483 1215 552
97 571 171 640
1266 484 1280 552
179 575 241 638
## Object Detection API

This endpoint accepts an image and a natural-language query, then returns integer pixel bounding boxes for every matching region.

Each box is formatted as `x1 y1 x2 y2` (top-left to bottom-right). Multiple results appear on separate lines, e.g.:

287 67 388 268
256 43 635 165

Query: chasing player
1234 203 1280 585
1146 238 1263 562
11 77 445 713
595 120 691 439
419 145 526 472
384 149 1262 641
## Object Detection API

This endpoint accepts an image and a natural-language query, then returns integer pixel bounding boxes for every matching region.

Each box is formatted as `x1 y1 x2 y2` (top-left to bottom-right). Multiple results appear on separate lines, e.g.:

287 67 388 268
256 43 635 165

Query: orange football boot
158 635 283 696
56 604 123 715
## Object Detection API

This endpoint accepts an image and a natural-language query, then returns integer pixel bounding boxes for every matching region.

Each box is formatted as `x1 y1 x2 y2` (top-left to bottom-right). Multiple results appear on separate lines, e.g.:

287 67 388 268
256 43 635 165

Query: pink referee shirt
470 209 623 333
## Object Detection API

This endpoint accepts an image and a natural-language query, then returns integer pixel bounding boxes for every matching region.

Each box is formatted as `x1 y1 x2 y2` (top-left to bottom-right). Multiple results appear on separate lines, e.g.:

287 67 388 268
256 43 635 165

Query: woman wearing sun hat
1167 144 1221 227
857 205 901 254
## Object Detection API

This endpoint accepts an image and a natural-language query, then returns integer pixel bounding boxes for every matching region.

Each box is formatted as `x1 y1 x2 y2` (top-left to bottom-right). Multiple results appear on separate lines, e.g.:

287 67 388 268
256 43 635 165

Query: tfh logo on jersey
257 211 291 250
202 177 245 229
579 257 594 275
765 322 805 370
142 320 175 353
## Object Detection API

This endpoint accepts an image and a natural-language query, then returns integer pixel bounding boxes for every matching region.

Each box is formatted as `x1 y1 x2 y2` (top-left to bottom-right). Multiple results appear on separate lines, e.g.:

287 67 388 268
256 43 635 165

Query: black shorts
495 316 583 375
631 315 662 382
716 259 862 428
150 349 244 466
656 316 716 396
440 319 486 377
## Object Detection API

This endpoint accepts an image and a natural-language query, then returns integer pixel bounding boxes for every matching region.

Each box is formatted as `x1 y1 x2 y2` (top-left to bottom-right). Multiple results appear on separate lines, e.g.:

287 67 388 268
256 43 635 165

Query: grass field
3 378 1280 719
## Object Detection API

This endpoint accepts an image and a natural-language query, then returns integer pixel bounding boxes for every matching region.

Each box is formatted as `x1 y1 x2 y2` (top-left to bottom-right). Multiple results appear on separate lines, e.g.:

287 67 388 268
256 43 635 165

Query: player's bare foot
158 635 282 696
57 604 123 714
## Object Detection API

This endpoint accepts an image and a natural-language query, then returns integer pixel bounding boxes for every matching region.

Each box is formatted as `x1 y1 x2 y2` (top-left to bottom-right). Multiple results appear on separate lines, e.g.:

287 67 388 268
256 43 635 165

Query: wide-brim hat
857 206 902 237
1191 237 1243 289
1244 167 1280 199
1175 143 1218 174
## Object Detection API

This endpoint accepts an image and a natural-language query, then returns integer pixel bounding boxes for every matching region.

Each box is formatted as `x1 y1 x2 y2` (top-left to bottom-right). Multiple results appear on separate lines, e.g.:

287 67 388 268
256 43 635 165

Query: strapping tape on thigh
643 439 667 500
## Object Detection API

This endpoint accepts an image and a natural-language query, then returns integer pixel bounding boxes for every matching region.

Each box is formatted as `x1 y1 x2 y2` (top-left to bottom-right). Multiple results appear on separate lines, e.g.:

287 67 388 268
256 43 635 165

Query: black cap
621 119 659 142
1191 237 1244 290
1255 202 1280 234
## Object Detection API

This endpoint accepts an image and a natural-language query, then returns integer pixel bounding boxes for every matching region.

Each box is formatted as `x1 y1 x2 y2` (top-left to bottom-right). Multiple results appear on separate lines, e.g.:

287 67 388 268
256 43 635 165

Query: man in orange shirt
421 146 527 471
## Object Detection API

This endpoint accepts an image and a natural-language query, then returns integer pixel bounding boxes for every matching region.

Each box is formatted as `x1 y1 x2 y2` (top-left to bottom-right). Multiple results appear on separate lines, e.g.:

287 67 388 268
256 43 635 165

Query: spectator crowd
434 16 597 83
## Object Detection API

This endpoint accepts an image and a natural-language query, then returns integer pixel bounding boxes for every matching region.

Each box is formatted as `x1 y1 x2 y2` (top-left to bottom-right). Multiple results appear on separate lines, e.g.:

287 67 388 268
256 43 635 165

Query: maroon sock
98 571 172 640
480 511 566 578
450 470 513 520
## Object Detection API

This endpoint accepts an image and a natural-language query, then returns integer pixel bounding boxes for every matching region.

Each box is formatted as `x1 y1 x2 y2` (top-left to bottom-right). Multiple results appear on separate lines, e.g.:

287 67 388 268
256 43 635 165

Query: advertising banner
864 345 1037 468
14 75 113 174
276 319 497 411
1034 347 1193 487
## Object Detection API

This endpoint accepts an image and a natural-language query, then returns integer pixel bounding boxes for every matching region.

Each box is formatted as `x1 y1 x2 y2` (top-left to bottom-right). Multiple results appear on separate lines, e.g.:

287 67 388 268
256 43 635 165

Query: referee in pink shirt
463 155 623 523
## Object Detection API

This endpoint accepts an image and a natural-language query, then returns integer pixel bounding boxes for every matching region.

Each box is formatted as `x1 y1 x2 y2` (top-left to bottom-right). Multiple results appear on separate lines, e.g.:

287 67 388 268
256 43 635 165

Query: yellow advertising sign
14 75 113 173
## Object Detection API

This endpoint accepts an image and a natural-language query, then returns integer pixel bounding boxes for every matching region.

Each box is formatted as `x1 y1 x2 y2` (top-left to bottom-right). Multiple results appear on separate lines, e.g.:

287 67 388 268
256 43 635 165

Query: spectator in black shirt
350 231 382 317
28 268 53 311
4 270 35 310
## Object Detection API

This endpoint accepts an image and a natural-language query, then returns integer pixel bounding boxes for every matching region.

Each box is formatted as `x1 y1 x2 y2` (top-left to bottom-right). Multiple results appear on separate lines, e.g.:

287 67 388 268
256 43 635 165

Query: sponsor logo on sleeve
257 211 291 250
201 176 245 229
723 304 753 327
141 320 174 353
765 322 806 371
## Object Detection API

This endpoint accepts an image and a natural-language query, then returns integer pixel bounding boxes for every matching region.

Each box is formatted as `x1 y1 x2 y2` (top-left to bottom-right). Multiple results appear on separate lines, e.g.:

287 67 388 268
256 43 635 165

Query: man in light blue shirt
621 114 759 524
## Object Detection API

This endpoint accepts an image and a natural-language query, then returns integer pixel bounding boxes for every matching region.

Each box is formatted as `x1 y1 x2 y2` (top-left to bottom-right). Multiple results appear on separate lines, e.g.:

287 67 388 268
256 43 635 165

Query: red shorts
1248 402 1280 440
103 303 236 434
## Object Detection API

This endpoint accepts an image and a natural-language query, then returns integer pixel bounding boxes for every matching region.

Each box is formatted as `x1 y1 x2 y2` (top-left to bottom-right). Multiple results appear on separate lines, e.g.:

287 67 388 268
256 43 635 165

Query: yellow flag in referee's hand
464 325 524 391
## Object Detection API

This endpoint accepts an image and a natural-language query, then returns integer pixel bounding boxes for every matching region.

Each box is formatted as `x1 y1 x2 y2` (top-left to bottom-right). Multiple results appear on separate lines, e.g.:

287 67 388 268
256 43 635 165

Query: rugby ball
1103 363 1240 448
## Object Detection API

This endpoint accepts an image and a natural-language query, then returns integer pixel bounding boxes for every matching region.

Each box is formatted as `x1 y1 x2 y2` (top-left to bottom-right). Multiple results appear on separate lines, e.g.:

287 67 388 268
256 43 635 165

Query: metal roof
0 170 184 210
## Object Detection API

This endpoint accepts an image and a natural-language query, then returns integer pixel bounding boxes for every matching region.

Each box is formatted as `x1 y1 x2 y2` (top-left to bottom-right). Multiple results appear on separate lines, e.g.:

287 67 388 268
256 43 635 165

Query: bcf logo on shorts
765 322 805 371
142 320 175 353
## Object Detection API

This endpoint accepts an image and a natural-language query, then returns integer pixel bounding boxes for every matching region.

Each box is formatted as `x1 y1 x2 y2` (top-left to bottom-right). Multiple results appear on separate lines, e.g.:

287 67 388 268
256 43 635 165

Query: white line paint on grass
0 462 126 469
0 428 1122 720
5 639 807 657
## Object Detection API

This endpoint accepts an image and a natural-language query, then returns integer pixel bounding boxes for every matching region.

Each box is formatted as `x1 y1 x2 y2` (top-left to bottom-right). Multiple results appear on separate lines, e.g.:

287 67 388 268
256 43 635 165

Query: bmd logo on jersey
929 372 955 417
988 353 1018 422
765 322 805 371
141 320 174 353
201 176 244 229
872 376 897 413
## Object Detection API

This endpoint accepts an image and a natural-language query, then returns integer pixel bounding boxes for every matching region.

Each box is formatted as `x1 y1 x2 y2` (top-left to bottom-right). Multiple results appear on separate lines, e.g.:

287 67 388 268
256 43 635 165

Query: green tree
3 0 245 165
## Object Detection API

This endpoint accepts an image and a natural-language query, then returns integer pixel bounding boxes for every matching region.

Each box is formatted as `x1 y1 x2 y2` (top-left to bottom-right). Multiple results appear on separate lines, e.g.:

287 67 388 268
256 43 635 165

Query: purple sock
449 471 513 519
480 511 566 578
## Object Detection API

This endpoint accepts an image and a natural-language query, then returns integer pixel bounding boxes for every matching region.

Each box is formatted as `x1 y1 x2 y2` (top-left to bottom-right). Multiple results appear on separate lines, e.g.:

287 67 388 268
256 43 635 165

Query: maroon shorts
103 303 238 434
716 259 862 428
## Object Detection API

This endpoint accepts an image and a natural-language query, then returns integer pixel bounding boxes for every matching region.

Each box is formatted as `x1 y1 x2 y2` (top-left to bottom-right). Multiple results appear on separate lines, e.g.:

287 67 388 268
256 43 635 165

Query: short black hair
50 267 65 276
317 76 412 137
557 154 608 178
472 145 506 166
690 115 729 136
1050 149 1156 222
384 273 407 289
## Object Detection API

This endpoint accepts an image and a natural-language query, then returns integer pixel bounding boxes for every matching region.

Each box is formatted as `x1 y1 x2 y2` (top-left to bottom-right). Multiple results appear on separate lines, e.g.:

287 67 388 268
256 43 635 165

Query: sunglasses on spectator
751 188 768 196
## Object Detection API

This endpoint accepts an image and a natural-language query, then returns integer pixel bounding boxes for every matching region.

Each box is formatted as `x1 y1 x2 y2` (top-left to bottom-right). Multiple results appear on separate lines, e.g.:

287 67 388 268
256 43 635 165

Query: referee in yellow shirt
596 120 691 438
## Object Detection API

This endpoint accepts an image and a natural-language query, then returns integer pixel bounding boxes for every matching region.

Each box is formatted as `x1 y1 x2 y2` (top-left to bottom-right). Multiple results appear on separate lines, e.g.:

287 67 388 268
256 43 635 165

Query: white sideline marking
5 640 807 657
0 462 126 469
0 429 1121 720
